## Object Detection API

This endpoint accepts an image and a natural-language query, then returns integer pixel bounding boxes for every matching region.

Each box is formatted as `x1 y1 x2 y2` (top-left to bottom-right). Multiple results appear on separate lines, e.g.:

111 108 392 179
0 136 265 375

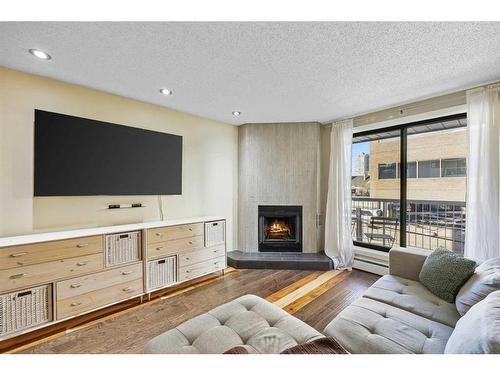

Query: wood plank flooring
11 268 379 354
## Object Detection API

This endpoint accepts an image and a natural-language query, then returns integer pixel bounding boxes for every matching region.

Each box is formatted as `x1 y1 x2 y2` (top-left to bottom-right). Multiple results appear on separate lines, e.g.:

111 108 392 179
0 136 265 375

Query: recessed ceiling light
159 88 173 96
232 111 241 116
29 49 51 60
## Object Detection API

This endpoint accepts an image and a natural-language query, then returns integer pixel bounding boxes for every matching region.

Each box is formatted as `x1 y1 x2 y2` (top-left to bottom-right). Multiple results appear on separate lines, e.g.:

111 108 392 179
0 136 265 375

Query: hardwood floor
293 269 381 331
12 268 379 354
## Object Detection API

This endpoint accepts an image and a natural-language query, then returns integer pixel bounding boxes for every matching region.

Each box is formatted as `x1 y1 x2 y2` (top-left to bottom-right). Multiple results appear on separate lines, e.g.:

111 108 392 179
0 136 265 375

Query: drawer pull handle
123 287 134 292
10 252 28 258
189 241 193 245
185 257 190 260
10 273 26 279
76 261 89 266
155 246 163 251
155 233 162 237
121 271 133 275
189 228 193 231
71 302 82 307
76 243 89 248
186 270 190 273
70 283 82 288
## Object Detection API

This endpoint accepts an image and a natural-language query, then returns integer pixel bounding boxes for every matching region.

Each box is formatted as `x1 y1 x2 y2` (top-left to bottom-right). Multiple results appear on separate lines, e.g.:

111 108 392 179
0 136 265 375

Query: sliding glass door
351 128 401 251
405 116 467 254
351 114 467 253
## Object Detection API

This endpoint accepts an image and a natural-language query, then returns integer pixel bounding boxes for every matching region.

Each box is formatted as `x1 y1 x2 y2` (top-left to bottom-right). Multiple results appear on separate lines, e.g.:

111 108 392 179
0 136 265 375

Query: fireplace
258 205 302 252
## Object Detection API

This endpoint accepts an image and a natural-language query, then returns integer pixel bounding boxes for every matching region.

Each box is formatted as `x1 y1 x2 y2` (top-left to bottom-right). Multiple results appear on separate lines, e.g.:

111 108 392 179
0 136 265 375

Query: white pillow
455 257 500 316
445 290 500 354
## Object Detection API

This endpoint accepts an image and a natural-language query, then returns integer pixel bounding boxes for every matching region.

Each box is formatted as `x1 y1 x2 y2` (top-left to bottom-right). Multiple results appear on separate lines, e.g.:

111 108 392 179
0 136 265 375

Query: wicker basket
148 256 176 290
105 231 141 267
205 221 226 247
0 285 51 336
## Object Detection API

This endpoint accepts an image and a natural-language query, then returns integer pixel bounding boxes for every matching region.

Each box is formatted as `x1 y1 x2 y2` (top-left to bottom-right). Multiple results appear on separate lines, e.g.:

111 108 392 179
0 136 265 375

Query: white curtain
465 83 500 262
325 119 354 269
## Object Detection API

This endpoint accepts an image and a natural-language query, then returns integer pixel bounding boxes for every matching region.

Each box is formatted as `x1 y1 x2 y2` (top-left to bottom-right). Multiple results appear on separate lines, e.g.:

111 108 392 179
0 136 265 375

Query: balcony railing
352 197 466 255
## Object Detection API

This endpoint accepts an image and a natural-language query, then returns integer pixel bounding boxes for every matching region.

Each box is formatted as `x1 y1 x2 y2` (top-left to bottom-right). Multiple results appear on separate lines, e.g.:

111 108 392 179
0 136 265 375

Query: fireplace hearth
258 205 302 252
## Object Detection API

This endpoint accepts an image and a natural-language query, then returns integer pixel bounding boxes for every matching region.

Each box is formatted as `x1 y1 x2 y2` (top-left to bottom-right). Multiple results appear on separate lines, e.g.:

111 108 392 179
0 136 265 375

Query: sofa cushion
144 294 323 354
323 297 454 354
445 290 500 354
456 257 500 316
363 275 461 327
419 248 476 303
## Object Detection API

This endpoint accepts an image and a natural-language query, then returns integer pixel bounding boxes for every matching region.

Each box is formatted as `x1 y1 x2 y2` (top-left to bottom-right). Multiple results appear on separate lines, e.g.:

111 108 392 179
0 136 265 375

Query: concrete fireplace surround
237 122 323 253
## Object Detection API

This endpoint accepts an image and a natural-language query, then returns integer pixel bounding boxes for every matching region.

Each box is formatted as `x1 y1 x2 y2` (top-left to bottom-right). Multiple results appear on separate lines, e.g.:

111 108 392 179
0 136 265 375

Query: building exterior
353 152 370 177
369 128 467 202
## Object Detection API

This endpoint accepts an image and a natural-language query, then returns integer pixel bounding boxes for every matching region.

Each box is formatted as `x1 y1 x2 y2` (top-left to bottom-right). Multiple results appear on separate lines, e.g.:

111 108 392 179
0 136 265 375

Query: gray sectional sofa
325 246 458 353
145 246 500 354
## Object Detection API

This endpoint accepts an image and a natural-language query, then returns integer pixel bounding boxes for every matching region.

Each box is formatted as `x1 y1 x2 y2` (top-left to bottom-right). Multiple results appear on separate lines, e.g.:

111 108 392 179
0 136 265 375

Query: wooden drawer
178 245 225 268
56 279 143 320
178 256 226 282
0 235 103 271
147 235 204 260
56 262 143 300
147 223 204 244
0 253 104 293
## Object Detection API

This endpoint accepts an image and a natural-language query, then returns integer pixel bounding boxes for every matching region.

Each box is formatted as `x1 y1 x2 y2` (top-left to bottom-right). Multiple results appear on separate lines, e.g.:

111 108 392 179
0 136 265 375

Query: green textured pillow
419 248 477 303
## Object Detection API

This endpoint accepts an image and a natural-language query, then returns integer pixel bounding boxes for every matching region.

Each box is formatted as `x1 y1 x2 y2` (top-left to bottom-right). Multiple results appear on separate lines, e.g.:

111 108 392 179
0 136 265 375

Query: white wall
0 67 238 251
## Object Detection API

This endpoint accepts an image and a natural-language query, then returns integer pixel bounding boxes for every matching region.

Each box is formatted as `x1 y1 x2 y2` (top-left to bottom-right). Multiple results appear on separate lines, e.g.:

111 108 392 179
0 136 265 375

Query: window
378 163 397 179
398 162 417 178
352 131 400 251
442 158 466 177
418 160 440 178
352 113 467 254
407 161 417 178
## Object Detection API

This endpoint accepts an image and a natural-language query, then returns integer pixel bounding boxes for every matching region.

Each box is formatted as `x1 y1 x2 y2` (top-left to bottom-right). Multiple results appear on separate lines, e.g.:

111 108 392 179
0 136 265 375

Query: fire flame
267 219 292 236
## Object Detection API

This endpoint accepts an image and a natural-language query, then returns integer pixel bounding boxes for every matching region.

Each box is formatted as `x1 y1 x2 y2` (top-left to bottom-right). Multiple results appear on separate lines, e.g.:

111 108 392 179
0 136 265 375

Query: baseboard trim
353 259 388 276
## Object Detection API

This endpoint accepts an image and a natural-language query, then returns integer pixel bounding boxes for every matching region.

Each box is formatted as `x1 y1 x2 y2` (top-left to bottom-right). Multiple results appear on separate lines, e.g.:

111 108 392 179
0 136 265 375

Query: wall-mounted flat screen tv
34 110 182 196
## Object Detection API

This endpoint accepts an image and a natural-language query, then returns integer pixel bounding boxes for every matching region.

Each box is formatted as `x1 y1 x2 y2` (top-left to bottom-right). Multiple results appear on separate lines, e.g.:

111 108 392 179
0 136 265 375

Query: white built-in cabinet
0 217 226 340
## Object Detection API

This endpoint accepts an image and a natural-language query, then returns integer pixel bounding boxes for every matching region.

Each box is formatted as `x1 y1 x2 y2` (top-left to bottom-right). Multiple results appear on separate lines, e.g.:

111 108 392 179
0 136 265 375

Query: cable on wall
158 195 165 221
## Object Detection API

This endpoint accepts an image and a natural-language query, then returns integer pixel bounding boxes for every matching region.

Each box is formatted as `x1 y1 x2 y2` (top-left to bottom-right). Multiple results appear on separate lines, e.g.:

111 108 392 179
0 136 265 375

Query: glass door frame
352 113 467 252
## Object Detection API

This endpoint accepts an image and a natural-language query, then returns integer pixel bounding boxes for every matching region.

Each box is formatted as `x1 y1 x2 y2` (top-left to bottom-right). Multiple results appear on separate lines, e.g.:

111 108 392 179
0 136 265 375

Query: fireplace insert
258 205 302 252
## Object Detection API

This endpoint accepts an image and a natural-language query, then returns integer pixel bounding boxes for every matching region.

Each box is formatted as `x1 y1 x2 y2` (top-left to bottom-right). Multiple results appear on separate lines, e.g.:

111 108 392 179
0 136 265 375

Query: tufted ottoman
144 295 324 354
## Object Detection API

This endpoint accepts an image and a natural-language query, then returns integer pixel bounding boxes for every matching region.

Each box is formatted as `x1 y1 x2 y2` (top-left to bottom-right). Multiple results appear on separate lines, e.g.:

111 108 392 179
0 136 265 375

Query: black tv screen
34 110 182 196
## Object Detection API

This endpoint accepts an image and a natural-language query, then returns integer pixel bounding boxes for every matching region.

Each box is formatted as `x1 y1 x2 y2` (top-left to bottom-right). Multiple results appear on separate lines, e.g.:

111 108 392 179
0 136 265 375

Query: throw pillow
419 247 476 303
456 257 500 315
445 290 500 354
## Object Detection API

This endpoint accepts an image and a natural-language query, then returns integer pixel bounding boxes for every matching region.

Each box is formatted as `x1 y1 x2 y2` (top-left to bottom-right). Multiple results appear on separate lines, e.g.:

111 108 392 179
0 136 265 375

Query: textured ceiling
1 22 500 125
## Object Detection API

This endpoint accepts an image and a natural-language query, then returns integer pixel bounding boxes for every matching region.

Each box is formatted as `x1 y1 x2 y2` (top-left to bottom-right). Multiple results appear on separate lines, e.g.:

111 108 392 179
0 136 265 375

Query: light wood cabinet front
0 253 104 293
147 223 203 244
178 245 225 268
0 235 103 270
56 262 143 300
56 279 143 320
178 256 226 282
0 218 227 339
147 235 204 260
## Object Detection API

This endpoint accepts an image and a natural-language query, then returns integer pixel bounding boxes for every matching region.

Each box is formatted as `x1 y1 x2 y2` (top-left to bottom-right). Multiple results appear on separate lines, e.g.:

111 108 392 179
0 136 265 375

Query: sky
351 141 370 173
